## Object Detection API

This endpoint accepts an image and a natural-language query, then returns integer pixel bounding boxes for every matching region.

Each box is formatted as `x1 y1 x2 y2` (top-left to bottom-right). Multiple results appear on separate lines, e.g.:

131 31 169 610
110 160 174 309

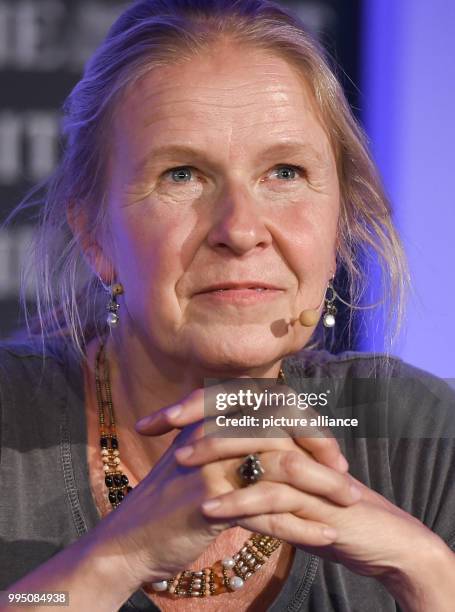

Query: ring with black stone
237 454 265 486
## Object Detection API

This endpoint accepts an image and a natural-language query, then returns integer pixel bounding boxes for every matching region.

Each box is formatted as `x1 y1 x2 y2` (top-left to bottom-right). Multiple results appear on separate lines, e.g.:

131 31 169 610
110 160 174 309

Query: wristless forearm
1 527 143 611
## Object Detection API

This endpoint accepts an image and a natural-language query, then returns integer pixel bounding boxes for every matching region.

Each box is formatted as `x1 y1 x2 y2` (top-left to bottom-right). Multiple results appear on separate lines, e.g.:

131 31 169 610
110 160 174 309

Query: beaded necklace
94 338 284 597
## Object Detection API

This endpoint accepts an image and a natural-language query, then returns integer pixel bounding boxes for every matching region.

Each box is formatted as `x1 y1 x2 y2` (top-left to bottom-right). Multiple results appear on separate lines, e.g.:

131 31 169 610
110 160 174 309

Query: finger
173 420 348 476
260 450 360 506
134 387 207 435
219 511 337 547
293 435 349 473
134 378 257 436
174 435 351 491
263 384 348 474
200 462 359 515
174 435 301 465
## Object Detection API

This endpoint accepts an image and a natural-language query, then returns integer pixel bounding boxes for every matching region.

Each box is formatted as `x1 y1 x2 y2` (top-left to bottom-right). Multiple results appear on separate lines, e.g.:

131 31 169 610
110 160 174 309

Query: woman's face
103 42 340 372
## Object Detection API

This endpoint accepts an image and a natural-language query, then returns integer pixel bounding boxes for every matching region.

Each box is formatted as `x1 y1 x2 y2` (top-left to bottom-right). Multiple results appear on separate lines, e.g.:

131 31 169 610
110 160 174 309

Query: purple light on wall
360 0 455 377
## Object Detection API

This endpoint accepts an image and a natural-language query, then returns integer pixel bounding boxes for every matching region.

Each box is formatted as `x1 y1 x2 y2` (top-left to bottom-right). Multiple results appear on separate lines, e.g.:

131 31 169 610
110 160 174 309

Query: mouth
192 282 284 305
209 287 272 294
195 282 283 295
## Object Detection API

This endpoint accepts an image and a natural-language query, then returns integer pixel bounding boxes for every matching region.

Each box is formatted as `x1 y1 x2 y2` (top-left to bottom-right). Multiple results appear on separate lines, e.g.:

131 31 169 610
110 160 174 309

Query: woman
1 1 454 610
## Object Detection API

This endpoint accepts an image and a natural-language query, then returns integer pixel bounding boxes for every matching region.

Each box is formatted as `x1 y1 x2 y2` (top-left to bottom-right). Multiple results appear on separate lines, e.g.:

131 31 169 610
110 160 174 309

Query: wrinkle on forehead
133 74 317 121
112 43 336 175
119 40 319 115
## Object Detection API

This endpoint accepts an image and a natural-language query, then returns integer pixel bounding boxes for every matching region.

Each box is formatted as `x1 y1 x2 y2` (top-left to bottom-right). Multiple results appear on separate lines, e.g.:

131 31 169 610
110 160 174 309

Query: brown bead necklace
94 337 284 597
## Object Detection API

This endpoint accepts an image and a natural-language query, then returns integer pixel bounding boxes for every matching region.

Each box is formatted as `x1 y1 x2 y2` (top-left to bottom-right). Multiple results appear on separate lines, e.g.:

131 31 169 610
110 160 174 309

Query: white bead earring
106 282 124 327
322 279 337 328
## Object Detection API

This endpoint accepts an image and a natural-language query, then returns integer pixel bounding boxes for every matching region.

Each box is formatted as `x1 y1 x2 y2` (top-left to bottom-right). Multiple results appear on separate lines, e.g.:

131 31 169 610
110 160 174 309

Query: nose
206 182 272 256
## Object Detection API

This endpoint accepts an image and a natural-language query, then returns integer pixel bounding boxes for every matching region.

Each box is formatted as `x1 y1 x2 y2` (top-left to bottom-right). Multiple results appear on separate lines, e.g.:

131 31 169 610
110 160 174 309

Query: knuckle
329 474 351 499
321 469 344 492
263 483 279 507
266 513 283 532
280 450 304 478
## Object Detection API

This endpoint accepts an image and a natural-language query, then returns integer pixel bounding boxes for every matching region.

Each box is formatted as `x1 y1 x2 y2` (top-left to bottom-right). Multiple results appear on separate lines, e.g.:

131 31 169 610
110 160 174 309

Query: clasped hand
135 381 440 583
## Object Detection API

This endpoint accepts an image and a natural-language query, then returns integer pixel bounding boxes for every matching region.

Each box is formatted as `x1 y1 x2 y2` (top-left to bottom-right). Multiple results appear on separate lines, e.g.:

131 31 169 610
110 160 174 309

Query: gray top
0 337 454 611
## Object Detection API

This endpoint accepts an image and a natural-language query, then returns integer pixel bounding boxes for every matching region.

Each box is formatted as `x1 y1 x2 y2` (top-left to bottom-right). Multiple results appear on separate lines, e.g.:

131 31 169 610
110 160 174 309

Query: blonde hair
5 0 409 362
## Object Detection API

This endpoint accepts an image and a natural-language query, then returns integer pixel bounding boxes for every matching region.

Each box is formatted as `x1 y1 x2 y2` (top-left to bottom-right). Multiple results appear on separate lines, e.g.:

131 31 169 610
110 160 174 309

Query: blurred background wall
0 0 129 333
0 0 453 377
360 0 455 378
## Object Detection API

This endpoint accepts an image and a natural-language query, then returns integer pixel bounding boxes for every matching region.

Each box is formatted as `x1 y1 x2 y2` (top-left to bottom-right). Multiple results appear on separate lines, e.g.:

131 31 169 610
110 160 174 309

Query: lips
195 281 283 294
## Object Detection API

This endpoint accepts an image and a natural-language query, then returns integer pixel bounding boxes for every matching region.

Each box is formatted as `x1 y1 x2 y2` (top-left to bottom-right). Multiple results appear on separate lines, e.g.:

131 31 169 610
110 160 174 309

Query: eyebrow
132 140 325 179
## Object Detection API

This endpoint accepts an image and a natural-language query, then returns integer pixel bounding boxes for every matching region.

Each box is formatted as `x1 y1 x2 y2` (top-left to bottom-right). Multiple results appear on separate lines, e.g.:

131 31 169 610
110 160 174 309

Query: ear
66 202 116 283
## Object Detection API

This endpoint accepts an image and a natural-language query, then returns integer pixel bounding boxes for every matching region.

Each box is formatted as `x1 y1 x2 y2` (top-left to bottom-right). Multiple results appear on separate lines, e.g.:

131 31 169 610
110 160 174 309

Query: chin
188 332 285 373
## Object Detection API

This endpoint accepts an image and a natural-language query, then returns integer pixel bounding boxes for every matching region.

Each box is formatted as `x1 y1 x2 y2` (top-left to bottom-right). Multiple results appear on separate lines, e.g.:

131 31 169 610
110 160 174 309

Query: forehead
112 43 332 163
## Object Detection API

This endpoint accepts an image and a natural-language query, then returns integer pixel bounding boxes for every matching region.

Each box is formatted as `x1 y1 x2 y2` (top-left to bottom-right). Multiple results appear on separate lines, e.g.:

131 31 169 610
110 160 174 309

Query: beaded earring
322 279 337 328
106 283 124 328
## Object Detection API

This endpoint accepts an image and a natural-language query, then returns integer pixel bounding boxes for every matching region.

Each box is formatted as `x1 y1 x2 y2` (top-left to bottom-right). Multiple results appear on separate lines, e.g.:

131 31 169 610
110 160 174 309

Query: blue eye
274 165 304 180
167 166 193 182
163 164 304 184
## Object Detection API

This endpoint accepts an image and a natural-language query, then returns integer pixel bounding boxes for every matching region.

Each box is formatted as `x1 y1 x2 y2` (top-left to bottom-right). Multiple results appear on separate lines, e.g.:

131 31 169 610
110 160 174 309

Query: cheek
111 203 198 298
274 195 339 277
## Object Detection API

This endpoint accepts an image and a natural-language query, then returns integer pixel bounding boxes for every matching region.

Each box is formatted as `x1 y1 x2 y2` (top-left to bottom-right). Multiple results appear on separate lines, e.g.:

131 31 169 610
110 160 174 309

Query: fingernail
174 445 194 461
165 404 182 419
350 484 362 501
322 527 337 540
337 455 349 472
201 499 221 512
